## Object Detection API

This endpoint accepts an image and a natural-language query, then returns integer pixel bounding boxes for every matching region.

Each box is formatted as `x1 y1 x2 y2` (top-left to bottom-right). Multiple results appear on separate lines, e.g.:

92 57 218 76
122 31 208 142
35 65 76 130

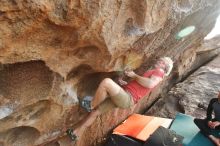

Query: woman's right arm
206 98 217 121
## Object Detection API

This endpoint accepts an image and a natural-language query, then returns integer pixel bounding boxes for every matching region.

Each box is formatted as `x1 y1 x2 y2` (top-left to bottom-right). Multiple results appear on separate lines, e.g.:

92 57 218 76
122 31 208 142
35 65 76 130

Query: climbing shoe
66 129 78 141
81 96 93 112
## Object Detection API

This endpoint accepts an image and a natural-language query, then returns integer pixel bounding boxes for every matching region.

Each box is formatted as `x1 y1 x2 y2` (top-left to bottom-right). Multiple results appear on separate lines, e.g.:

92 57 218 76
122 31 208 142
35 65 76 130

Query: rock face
0 0 220 146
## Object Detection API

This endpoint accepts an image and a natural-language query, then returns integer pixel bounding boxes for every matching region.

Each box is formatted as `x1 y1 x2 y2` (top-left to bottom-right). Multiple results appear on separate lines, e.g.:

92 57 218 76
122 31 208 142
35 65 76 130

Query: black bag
144 126 184 146
105 134 143 146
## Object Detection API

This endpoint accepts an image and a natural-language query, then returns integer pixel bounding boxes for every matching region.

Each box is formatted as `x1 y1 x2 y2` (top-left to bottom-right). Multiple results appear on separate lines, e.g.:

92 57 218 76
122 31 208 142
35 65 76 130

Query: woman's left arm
125 70 163 88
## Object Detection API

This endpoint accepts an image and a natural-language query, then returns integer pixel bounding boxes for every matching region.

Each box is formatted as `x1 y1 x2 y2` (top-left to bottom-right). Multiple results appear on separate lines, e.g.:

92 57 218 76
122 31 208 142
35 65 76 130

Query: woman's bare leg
91 78 123 109
69 78 124 140
73 109 101 137
209 135 220 146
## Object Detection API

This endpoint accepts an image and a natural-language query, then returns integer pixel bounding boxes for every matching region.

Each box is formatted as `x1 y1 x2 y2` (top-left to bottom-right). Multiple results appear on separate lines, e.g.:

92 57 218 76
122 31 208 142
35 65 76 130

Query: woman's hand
212 121 220 128
208 121 220 129
118 77 128 86
208 121 214 129
124 70 137 78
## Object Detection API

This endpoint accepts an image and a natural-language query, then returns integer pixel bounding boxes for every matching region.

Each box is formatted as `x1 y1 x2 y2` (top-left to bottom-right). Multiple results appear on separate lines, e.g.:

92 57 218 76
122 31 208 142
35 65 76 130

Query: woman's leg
194 118 212 137
194 118 220 145
67 79 126 141
71 109 101 139
209 135 220 146
91 78 123 109
74 78 123 134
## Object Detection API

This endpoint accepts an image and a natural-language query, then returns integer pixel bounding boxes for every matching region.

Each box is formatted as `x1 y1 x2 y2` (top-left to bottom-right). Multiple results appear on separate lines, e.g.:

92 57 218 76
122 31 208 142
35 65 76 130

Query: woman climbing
67 57 174 143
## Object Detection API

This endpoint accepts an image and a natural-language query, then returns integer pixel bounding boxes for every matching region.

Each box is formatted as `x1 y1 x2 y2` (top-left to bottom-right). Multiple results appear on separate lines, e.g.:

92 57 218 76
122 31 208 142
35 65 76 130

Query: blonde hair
160 57 173 76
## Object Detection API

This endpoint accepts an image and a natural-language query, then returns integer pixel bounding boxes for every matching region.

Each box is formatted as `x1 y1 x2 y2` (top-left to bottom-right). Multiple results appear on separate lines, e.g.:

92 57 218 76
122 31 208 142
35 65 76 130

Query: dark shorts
97 89 134 113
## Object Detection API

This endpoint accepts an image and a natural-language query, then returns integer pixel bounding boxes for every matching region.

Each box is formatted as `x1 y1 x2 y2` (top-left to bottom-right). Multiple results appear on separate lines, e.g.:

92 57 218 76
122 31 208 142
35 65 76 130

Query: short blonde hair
160 57 173 76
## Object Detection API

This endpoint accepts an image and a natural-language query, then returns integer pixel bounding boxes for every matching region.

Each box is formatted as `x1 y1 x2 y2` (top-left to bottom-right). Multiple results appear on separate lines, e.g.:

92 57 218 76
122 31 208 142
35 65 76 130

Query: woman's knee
194 118 203 125
100 78 121 96
100 78 116 88
194 118 198 123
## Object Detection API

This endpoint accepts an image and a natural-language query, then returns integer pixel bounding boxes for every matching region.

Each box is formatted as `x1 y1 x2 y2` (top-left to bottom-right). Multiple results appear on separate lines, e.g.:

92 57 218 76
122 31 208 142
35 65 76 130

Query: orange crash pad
113 114 172 141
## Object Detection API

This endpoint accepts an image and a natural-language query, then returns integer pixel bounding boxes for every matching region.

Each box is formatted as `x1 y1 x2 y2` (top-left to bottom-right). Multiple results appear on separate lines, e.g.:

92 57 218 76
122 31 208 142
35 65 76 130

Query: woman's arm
124 70 163 88
206 98 216 121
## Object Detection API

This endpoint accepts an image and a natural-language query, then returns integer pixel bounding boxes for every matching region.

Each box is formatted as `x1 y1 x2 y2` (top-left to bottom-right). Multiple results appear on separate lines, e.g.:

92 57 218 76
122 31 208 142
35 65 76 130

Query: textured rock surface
146 54 220 119
0 0 220 146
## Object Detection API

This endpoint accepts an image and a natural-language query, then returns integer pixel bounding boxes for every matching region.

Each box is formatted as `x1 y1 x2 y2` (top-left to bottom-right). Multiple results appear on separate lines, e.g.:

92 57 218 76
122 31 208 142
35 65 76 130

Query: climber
66 57 174 142
194 91 220 146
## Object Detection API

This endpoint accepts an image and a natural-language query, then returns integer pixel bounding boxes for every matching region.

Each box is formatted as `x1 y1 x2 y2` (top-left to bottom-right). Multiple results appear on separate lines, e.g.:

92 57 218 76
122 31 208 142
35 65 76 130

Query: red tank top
123 69 164 103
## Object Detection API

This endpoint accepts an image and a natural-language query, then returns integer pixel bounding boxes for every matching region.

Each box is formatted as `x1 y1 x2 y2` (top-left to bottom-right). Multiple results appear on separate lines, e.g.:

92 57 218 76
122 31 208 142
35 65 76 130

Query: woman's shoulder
143 68 164 78
210 98 218 103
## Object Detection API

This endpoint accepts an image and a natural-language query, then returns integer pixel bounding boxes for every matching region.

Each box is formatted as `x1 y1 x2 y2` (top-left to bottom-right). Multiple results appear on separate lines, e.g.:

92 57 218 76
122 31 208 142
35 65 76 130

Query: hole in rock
67 64 94 80
76 71 120 97
5 126 40 146
45 141 60 146
72 45 101 59
0 61 54 104
0 100 51 124
23 100 51 121
124 18 145 36
45 21 78 48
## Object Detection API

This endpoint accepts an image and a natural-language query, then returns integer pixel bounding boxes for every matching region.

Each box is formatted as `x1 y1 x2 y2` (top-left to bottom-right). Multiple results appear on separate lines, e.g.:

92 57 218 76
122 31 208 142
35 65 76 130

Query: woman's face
155 59 166 69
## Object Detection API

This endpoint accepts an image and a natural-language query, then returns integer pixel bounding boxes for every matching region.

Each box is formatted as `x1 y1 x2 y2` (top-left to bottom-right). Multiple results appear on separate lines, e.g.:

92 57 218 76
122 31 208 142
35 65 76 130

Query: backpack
105 134 143 146
144 126 184 146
